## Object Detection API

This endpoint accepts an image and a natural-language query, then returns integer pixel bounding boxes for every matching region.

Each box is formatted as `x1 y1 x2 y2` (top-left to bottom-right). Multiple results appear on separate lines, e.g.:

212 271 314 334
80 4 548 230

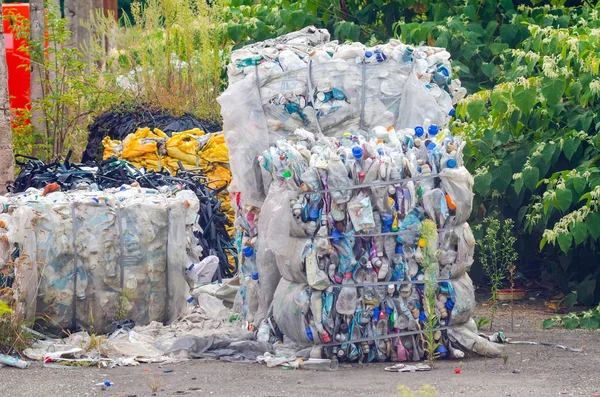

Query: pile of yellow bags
102 128 234 231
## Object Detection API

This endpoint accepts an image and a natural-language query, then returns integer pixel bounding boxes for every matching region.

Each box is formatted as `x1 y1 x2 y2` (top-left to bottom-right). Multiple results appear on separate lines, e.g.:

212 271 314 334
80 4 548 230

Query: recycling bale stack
0 186 199 334
219 26 502 361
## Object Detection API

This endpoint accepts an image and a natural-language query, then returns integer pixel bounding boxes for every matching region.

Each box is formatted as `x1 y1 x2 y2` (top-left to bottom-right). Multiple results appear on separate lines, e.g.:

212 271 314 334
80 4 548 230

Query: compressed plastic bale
4 187 198 334
10 206 38 321
217 76 271 207
272 279 312 345
439 167 474 226
448 273 476 326
438 223 475 279
396 69 445 131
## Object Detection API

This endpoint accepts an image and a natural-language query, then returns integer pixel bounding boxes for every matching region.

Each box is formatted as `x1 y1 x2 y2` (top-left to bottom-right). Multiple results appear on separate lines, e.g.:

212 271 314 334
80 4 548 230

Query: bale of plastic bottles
0 186 199 334
219 26 502 362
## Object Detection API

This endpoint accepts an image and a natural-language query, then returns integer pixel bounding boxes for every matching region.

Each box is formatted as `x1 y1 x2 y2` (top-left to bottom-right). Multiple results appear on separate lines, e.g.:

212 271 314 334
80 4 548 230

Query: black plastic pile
9 154 236 280
83 104 221 162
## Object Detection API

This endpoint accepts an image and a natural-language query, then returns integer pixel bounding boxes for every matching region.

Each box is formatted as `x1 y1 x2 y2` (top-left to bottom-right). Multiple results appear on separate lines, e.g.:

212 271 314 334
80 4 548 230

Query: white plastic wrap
0 186 198 333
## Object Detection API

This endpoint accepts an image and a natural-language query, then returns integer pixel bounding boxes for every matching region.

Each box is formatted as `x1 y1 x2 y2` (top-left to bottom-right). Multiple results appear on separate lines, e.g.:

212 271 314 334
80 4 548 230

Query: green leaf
227 23 244 43
490 91 509 114
493 163 513 192
577 278 596 306
572 177 587 195
513 85 537 116
542 318 555 329
555 189 572 212
586 212 600 240
580 315 600 330
541 76 566 106
557 232 572 254
565 292 578 311
489 43 508 55
570 222 587 245
523 167 540 191
539 235 547 250
514 175 524 195
474 172 493 197
290 10 306 28
562 313 580 329
562 136 580 161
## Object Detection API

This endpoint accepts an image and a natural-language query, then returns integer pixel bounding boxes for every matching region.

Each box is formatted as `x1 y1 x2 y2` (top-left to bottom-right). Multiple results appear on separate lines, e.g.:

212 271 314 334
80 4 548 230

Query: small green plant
475 316 490 331
476 216 518 329
543 304 600 330
503 354 509 366
0 296 36 355
147 374 163 393
420 219 440 366
115 289 133 321
398 384 437 397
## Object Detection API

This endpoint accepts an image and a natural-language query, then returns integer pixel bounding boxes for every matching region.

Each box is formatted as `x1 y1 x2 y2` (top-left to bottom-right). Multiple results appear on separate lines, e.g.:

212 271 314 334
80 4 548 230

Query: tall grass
94 0 228 122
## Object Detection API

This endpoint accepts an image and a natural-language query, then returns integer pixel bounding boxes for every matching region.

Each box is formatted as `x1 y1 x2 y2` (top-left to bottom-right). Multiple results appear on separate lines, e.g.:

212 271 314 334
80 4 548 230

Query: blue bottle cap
104 381 111 387
365 51 373 58
427 142 436 151
446 299 455 310
378 148 384 156
414 126 424 137
306 327 314 341
386 307 393 316
447 158 457 168
428 124 439 136
251 272 259 280
352 146 363 160
419 311 427 322
373 307 381 320
417 166 422 173
187 297 194 303
332 229 342 243
187 264 195 271
436 345 448 357
395 245 404 254
449 108 456 117
243 246 254 257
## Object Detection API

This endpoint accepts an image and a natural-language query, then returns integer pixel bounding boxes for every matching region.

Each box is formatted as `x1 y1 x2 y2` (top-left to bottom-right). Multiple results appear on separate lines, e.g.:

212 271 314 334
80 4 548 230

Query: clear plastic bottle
336 273 358 315
362 262 379 306
242 246 258 275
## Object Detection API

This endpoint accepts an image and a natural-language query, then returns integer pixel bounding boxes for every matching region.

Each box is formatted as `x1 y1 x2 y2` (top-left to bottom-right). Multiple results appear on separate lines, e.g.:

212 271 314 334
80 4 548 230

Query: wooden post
0 20 14 191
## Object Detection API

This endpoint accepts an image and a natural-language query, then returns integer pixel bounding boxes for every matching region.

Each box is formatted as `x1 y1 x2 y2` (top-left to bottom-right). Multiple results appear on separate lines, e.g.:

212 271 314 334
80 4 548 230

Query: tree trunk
77 0 92 61
64 0 78 48
0 23 15 192
30 0 46 157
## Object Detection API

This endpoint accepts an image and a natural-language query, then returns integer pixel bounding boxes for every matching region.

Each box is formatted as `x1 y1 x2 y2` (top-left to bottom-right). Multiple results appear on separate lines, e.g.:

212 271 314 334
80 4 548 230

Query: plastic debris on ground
218 26 503 365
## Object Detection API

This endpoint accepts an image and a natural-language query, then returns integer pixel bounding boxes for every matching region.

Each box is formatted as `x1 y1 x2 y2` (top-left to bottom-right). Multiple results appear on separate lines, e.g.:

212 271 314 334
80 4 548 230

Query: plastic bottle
288 358 339 371
242 246 258 275
0 354 30 369
327 154 352 203
336 273 358 315
362 262 379 306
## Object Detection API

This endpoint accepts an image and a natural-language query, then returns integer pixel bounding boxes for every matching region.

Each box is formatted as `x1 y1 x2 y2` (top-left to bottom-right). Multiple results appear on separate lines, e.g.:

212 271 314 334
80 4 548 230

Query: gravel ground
1 301 599 397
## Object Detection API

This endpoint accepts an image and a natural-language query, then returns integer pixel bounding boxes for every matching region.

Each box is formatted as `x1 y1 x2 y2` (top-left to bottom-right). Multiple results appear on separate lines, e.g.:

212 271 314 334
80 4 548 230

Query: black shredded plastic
8 153 237 280
82 104 222 162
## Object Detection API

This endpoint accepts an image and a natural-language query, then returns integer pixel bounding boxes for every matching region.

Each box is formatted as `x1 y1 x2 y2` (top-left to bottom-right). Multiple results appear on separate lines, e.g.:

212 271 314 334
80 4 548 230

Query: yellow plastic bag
102 136 122 160
121 127 168 159
199 133 229 164
166 129 205 165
